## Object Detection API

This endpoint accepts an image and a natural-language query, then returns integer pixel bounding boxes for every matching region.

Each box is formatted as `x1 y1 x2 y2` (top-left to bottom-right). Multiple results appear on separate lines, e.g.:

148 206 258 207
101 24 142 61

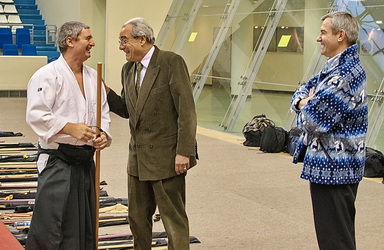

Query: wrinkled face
118 24 143 62
316 17 341 58
71 28 95 61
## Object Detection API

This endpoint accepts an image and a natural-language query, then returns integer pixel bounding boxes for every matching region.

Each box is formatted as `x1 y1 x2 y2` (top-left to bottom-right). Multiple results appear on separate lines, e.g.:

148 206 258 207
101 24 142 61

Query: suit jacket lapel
123 63 139 124
127 64 137 104
135 47 160 122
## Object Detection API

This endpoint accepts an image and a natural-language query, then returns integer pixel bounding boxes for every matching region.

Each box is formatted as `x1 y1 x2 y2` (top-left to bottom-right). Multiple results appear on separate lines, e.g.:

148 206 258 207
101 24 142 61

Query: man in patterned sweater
290 12 367 250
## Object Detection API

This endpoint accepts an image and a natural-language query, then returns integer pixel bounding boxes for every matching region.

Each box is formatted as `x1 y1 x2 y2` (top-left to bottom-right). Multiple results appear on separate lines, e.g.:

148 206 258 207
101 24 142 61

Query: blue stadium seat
0 27 12 49
16 31 30 48
3 44 18 55
0 27 11 33
21 43 36 55
15 27 29 34
36 50 60 63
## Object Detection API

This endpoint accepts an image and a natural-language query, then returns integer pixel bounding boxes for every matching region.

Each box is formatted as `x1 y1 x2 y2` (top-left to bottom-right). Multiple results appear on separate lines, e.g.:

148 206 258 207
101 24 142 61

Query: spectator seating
0 27 12 48
1 0 59 61
21 43 35 55
4 5 17 14
7 14 22 23
3 43 18 55
15 26 28 34
16 31 28 47
0 26 11 33
15 27 29 47
0 14 7 24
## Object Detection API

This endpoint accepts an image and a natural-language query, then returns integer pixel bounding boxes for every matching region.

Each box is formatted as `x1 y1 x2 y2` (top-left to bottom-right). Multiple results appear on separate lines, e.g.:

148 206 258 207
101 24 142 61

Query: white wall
36 0 80 29
0 56 47 90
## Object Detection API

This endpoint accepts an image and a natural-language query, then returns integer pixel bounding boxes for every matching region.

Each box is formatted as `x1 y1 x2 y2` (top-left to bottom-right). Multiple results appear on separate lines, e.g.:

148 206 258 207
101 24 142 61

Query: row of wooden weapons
0 134 200 249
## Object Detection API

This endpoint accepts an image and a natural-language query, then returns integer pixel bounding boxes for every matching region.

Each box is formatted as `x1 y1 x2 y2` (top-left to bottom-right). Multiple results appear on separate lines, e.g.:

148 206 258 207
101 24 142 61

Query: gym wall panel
0 56 47 90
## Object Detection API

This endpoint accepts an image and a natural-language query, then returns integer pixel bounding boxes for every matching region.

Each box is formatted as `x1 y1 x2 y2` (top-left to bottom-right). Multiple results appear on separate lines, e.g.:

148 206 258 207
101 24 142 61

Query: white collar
139 46 155 69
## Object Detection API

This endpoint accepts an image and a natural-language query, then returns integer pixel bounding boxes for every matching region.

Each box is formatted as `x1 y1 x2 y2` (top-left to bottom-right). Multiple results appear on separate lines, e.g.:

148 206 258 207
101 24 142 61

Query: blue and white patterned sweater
290 44 368 185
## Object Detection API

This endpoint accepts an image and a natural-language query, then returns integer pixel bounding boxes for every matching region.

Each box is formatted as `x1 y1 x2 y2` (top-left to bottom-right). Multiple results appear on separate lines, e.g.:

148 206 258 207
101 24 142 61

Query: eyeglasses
118 38 128 46
118 36 138 46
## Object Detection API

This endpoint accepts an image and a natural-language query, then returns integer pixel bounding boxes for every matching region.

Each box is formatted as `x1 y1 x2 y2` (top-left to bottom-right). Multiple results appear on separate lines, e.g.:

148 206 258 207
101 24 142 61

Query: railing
45 24 56 44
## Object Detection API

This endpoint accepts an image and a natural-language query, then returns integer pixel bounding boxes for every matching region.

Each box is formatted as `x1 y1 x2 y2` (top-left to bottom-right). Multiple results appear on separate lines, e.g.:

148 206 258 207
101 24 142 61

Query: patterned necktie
135 62 143 95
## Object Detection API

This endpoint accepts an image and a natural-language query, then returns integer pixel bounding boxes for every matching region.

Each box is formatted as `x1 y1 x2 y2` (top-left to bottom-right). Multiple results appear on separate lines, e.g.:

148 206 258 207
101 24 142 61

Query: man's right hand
298 87 316 109
59 123 96 142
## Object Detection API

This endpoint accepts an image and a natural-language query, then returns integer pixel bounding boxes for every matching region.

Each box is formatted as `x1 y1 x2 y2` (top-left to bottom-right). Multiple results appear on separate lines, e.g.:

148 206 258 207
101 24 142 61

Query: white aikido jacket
26 55 111 152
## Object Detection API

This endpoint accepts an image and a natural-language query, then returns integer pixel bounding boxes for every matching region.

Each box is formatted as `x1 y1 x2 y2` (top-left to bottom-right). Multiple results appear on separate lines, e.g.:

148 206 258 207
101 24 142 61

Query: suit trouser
310 182 359 250
128 174 190 250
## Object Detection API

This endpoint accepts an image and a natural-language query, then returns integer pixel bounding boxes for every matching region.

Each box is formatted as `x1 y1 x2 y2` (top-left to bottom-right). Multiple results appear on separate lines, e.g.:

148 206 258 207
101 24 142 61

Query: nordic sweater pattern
290 44 368 185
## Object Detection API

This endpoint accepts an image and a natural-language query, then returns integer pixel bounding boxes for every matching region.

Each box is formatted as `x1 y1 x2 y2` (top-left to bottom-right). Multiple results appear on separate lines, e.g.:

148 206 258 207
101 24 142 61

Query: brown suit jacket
108 46 197 181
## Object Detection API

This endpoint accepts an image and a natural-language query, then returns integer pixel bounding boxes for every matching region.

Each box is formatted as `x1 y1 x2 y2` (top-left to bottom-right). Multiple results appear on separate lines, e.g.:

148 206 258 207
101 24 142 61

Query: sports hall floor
1 97 384 250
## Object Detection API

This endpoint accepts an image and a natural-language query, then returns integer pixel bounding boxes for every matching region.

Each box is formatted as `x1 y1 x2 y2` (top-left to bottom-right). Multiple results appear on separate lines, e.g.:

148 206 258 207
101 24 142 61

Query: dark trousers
128 174 190 250
25 148 96 250
310 182 359 250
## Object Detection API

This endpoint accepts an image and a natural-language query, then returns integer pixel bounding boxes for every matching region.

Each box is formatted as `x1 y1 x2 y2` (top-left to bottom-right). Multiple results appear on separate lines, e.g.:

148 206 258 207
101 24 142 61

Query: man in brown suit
105 17 197 250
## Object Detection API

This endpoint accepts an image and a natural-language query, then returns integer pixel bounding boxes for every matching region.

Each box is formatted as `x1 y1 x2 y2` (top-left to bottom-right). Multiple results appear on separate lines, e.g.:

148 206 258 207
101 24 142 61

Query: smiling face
118 24 145 62
72 28 95 61
316 17 346 58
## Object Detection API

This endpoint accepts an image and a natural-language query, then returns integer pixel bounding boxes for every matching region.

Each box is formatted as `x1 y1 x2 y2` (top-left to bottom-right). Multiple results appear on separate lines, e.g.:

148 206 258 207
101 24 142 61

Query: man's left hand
175 154 190 175
93 132 108 151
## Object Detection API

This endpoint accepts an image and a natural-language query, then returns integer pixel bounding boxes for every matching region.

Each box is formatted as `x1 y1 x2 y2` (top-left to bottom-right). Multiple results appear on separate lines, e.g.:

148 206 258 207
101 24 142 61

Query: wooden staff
0 174 37 179
95 62 102 249
0 149 37 154
0 162 36 166
0 182 37 189
0 143 36 148
0 164 37 168
0 151 23 154
0 168 37 172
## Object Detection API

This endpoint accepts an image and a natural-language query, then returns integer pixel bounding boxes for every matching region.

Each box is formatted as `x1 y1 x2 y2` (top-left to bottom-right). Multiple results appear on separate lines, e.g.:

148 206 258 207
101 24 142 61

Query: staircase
13 0 59 62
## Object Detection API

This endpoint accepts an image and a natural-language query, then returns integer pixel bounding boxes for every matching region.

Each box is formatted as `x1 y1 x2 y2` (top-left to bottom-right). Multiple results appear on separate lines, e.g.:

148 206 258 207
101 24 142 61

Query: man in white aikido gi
25 21 111 250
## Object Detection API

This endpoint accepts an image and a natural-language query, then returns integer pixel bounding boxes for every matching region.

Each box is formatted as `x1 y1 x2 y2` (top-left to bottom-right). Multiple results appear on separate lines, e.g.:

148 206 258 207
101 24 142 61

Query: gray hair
123 17 155 44
57 21 90 53
321 11 359 46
